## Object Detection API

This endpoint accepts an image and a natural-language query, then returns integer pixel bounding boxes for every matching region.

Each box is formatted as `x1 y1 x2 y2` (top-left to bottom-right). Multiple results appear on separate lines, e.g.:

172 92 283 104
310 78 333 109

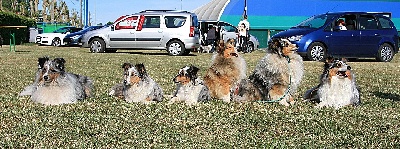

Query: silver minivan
81 10 200 56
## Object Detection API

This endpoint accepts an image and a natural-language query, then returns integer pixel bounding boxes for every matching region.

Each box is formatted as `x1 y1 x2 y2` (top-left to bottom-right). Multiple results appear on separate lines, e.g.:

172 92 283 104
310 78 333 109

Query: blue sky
65 0 211 24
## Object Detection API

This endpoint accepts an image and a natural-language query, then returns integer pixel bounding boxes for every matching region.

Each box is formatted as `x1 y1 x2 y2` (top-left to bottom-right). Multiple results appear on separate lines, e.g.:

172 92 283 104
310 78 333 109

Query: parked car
272 12 399 62
198 20 259 52
81 10 200 56
36 26 82 46
63 25 104 46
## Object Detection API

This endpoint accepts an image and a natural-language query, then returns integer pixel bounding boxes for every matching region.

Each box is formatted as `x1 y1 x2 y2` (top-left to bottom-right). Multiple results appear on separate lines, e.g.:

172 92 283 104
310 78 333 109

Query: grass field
1 45 399 148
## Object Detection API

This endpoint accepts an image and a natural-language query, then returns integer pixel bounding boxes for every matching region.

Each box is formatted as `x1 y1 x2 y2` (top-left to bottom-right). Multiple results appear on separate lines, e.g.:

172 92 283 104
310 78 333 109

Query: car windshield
293 14 335 29
53 27 72 33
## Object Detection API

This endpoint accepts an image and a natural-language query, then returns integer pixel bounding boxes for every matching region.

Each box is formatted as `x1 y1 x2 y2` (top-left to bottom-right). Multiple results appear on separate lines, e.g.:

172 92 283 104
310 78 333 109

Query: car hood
272 28 317 38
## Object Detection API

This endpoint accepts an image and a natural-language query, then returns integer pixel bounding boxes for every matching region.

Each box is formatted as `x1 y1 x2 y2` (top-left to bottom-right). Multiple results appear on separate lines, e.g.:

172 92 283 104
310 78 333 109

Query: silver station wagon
81 10 200 56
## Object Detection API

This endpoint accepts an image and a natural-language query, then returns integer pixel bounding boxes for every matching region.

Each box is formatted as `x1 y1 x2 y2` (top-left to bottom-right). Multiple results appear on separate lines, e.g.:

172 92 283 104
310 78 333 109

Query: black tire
167 40 185 56
307 42 327 61
51 38 61 47
376 43 394 62
247 42 254 53
90 38 106 53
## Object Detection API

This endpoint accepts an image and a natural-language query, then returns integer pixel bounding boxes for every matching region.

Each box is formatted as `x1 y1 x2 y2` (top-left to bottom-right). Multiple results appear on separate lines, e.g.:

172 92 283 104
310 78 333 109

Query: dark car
272 12 399 62
63 25 104 46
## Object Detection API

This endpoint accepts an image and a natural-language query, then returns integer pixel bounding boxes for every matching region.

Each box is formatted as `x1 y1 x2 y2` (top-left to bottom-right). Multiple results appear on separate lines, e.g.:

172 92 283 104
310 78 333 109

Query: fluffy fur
232 38 304 106
304 58 361 109
170 65 211 105
19 57 94 105
203 39 247 102
110 63 164 103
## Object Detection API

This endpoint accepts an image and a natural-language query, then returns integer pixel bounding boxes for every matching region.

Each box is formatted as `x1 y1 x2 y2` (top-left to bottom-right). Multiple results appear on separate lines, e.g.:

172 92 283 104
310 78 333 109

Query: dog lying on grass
19 56 94 105
304 58 361 109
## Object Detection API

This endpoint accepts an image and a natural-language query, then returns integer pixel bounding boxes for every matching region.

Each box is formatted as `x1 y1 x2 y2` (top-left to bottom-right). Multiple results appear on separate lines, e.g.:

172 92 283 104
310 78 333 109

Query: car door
326 15 360 56
108 16 138 48
358 15 382 56
134 15 163 48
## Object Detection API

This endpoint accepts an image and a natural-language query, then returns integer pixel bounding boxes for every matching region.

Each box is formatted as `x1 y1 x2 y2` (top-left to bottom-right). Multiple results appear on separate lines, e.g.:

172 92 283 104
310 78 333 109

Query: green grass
1 45 399 148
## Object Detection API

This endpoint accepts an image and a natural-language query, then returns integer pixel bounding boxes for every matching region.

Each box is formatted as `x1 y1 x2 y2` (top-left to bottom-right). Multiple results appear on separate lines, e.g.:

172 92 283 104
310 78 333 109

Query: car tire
376 43 394 62
90 38 106 53
167 40 185 56
51 38 61 47
247 42 254 53
307 42 327 61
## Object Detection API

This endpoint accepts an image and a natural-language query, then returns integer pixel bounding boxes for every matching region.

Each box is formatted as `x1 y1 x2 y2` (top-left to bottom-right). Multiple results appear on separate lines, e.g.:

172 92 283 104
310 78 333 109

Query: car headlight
71 35 82 39
288 35 303 41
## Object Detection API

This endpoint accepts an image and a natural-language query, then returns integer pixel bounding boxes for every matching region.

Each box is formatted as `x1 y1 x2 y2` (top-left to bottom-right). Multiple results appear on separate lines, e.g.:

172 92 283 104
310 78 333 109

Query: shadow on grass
373 91 400 102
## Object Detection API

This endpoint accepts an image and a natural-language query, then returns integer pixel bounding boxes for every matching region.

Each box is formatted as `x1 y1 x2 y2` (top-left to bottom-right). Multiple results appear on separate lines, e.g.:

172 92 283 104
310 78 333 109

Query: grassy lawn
1 45 399 148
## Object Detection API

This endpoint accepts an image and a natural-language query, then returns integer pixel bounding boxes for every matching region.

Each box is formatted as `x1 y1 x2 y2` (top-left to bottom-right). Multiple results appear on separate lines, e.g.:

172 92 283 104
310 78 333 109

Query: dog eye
50 69 57 73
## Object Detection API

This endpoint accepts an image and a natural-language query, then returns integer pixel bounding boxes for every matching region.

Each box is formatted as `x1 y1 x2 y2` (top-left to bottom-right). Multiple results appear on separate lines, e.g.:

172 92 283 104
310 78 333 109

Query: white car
36 27 82 46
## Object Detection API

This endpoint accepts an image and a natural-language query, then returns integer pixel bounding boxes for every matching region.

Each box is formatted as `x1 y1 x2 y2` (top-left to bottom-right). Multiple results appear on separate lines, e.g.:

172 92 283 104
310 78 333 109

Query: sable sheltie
110 63 164 103
19 57 94 105
232 38 304 106
203 39 247 102
170 65 211 105
304 58 361 109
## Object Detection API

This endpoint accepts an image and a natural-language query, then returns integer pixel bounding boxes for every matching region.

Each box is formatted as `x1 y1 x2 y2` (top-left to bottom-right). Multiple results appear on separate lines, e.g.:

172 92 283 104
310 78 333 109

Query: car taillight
189 26 194 37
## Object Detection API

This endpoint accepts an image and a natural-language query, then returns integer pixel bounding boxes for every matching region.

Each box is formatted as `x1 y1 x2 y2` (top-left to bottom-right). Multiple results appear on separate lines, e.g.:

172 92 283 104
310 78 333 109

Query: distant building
194 0 400 48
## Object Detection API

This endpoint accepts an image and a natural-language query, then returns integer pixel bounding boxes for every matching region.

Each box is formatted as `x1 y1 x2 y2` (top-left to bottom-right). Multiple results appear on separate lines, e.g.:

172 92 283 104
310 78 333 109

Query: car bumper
182 38 200 49
63 38 81 46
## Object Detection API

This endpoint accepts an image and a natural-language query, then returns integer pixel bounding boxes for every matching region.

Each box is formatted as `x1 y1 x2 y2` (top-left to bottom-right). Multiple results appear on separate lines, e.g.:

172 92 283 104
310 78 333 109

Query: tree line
0 0 81 27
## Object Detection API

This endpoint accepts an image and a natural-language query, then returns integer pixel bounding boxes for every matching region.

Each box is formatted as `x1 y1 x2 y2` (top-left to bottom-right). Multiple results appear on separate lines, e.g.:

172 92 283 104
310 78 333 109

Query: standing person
238 15 250 53
206 25 217 52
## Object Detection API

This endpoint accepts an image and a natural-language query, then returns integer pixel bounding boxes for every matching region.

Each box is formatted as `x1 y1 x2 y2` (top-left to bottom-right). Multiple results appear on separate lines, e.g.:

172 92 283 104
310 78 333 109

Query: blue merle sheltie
304 58 361 109
109 63 164 103
232 38 304 106
170 65 211 105
19 57 94 105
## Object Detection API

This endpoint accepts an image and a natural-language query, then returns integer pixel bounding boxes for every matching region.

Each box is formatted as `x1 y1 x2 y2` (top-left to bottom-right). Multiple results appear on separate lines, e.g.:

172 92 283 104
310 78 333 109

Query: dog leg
269 84 290 106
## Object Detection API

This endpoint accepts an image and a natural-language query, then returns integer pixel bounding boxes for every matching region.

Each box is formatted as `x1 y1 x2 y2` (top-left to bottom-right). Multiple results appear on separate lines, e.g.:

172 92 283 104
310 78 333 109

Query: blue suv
272 12 399 62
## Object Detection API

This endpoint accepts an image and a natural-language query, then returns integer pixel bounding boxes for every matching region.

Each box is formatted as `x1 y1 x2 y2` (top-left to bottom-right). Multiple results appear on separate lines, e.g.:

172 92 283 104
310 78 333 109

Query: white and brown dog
304 58 361 109
19 57 94 105
109 63 164 103
232 38 304 106
203 39 247 102
170 65 211 105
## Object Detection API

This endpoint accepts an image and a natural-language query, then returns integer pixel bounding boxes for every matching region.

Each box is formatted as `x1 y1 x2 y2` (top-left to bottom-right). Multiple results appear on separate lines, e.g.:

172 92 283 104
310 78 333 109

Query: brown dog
203 39 247 102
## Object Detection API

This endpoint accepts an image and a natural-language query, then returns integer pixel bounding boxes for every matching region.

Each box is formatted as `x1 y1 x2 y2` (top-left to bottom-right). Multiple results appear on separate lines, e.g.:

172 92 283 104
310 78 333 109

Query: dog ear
216 39 225 54
122 63 132 71
135 63 147 78
268 38 282 55
188 65 199 84
53 58 66 71
38 56 49 69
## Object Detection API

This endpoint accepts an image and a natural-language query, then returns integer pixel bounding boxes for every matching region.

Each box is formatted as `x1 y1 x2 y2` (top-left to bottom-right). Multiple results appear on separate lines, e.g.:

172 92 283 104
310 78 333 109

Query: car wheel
51 38 61 47
90 38 106 53
167 40 185 56
376 43 394 62
247 42 254 53
307 42 327 61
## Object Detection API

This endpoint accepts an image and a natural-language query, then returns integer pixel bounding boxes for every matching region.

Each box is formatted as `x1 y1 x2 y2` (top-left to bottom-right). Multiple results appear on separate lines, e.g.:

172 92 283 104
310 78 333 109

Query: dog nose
123 80 127 84
43 76 48 80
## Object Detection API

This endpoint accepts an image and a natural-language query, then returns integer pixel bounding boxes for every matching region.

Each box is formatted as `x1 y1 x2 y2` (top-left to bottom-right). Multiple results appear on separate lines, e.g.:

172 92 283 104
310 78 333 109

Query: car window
165 16 187 28
378 17 392 29
358 15 378 30
142 16 160 28
116 16 138 30
221 23 236 32
295 14 335 29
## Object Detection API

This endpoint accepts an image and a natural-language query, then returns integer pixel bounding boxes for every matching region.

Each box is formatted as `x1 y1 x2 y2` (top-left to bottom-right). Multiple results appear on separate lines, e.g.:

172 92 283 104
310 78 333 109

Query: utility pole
79 0 82 27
